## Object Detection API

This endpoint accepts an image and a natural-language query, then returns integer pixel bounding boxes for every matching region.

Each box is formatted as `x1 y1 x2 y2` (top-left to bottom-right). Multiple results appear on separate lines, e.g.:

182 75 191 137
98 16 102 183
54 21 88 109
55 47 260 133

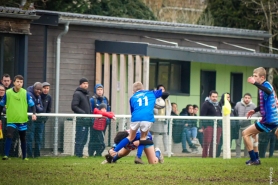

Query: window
149 60 190 94
0 36 17 78
230 73 243 103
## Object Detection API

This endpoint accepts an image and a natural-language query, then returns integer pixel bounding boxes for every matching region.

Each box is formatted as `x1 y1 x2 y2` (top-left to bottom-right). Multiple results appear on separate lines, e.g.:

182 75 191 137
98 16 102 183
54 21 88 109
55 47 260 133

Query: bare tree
242 0 278 84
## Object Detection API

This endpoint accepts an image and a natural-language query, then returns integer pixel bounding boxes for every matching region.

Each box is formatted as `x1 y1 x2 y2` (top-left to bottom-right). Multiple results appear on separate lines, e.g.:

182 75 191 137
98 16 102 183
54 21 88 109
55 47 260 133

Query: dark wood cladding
0 18 31 34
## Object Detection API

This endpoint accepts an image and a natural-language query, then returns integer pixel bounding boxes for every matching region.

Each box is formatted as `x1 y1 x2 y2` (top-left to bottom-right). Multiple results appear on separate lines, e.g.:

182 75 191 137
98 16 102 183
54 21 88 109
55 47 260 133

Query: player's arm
253 82 272 95
153 89 163 98
253 106 260 113
0 94 6 115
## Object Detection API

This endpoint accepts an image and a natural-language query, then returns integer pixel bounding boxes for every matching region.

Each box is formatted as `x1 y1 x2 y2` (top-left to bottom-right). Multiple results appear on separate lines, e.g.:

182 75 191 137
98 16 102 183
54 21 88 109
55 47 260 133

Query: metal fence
0 113 277 159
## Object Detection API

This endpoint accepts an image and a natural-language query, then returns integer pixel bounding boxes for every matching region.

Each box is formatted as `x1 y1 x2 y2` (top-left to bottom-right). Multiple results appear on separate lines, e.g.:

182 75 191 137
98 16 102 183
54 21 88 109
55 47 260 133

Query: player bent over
109 82 163 163
102 129 163 164
243 67 278 165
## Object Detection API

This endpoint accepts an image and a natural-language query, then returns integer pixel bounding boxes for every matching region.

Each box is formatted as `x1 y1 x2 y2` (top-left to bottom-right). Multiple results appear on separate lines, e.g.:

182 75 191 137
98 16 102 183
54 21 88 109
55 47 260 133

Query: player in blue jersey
243 67 278 165
102 129 163 164
109 82 163 163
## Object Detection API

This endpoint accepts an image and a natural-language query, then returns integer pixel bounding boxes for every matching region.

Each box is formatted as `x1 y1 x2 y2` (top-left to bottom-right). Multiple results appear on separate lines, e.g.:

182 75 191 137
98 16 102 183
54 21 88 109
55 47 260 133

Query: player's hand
247 76 255 84
247 110 255 119
185 123 188 127
133 140 140 147
32 114 37 121
112 117 116 120
108 149 117 157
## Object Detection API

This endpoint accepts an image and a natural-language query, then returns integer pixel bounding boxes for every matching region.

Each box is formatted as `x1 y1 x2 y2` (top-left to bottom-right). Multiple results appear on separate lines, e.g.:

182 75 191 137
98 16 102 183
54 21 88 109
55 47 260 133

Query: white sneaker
164 151 174 155
155 147 164 164
101 160 108 164
191 140 200 146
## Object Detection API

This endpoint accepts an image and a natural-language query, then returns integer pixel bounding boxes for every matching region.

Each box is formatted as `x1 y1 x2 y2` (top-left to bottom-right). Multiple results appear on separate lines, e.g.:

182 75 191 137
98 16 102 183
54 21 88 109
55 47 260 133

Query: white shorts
130 121 153 132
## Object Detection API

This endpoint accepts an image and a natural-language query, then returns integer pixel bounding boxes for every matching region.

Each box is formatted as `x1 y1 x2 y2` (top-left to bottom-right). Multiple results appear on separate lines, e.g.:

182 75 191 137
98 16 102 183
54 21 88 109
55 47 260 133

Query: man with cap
88 84 110 156
41 82 52 114
71 77 92 158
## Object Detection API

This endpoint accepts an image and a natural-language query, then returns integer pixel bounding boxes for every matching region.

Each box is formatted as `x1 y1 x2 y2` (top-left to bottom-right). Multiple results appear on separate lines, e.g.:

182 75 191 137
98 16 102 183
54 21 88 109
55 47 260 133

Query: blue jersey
129 89 162 122
259 81 278 124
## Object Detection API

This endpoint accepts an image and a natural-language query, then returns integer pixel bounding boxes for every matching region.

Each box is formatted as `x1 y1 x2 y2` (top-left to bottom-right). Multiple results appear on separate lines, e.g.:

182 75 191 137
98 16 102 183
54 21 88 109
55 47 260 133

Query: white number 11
137 96 148 106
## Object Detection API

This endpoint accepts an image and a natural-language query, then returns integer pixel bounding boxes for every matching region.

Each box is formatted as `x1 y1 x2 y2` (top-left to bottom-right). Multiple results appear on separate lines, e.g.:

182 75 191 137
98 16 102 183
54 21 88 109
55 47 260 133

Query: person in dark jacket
26 82 44 158
41 82 52 113
200 90 222 158
0 84 6 156
217 92 238 157
89 84 110 156
0 74 13 90
180 104 198 153
71 78 91 158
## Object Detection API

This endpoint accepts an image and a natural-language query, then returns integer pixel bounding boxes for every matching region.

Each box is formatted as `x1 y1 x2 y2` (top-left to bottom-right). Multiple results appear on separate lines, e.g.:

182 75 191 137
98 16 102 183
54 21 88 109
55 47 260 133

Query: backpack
93 118 107 131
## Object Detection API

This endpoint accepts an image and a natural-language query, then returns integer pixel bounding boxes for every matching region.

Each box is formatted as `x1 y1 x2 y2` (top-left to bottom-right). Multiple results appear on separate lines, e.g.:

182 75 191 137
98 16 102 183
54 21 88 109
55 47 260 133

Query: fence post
168 118 173 158
71 116 76 156
213 119 217 158
222 114 231 159
119 117 126 131
53 116 59 156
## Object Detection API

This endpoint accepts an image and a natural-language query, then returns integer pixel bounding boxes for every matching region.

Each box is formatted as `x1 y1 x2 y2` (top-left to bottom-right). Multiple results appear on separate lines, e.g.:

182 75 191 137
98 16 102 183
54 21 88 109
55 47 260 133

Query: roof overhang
95 40 278 68
35 9 271 41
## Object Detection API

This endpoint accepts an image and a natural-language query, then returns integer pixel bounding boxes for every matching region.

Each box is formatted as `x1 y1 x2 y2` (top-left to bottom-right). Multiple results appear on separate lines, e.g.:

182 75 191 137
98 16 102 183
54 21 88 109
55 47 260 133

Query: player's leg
110 122 140 156
18 123 28 160
144 145 164 164
275 127 278 139
2 125 16 160
242 124 261 165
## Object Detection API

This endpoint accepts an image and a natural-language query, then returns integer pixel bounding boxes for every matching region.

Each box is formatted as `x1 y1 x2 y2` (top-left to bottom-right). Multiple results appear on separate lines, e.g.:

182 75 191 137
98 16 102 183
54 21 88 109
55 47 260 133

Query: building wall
29 24 262 113
169 62 258 113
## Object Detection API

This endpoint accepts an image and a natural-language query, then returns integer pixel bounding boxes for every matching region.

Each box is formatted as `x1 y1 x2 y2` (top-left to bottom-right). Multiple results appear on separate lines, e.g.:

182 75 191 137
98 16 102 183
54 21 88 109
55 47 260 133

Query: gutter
54 22 69 156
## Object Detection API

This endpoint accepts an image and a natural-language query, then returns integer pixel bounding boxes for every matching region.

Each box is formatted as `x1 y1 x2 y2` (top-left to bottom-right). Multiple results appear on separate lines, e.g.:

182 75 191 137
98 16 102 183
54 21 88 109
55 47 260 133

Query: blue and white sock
136 145 144 158
155 150 160 159
249 150 256 161
114 138 130 152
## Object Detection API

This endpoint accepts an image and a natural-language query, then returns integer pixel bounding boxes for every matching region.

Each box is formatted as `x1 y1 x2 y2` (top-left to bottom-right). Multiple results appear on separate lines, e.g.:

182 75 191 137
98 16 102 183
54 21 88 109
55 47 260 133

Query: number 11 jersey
129 89 162 122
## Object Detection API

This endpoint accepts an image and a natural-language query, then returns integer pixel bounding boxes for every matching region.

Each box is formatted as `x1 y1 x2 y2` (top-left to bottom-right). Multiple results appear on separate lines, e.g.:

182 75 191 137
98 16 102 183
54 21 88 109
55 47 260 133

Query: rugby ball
155 97 166 109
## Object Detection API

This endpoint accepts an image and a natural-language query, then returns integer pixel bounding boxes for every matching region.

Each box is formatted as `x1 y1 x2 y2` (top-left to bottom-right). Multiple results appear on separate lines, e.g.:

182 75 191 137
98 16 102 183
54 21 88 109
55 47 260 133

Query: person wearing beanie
71 77 91 158
89 84 111 157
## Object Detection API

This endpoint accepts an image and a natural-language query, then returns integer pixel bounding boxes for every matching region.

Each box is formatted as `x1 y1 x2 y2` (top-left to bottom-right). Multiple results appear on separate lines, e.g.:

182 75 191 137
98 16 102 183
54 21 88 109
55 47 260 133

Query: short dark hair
243 93 252 98
193 104 198 109
114 131 129 144
13 75 24 82
2 74 10 80
171 102 177 106
209 90 218 96
156 84 165 91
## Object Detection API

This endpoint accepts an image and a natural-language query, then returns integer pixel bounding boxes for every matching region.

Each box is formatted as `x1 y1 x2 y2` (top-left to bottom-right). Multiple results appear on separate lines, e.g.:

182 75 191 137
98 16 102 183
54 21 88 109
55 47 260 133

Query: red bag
93 118 107 131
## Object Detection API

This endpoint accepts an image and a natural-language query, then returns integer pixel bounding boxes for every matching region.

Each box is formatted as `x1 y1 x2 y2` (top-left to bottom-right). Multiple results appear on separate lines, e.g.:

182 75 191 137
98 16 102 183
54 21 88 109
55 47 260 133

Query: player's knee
253 142 258 147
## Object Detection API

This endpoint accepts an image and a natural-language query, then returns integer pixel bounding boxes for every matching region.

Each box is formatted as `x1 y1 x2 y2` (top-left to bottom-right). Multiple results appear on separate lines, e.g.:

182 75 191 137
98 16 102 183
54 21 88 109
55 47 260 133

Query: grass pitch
0 156 276 185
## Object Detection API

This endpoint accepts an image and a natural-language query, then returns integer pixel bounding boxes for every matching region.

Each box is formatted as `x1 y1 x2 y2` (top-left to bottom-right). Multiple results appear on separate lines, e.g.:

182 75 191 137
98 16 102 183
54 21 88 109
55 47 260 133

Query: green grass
0 156 277 185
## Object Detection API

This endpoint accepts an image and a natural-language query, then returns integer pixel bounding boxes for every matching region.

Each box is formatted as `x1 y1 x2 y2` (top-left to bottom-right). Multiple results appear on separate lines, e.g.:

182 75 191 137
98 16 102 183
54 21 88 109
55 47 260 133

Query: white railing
23 113 260 158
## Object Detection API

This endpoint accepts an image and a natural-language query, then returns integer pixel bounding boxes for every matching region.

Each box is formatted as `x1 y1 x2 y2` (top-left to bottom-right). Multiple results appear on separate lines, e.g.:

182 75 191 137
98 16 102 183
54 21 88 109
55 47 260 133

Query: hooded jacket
200 99 222 128
27 86 44 113
71 87 91 114
90 84 110 112
234 98 259 128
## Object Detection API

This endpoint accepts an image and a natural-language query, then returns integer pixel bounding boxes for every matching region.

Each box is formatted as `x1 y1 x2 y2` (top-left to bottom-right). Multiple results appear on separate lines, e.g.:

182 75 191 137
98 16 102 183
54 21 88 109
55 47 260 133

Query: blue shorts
6 123 27 131
145 144 153 149
255 122 278 133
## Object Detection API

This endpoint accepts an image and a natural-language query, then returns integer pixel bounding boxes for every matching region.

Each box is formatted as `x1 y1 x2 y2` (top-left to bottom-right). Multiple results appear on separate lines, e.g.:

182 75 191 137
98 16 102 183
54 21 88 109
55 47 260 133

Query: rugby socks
155 150 160 159
248 150 256 161
112 153 121 162
114 138 130 152
4 138 12 157
255 152 259 160
136 145 144 158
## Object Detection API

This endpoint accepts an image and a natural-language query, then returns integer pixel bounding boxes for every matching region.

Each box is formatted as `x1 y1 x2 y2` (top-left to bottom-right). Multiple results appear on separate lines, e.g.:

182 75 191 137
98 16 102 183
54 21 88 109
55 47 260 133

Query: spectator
200 90 222 158
0 74 13 90
150 84 172 155
234 93 258 158
0 84 6 156
26 82 44 158
0 75 37 160
41 82 52 114
258 127 277 158
180 104 198 153
193 104 204 147
217 92 238 157
171 102 184 144
171 102 179 116
89 84 110 157
71 78 92 158
193 104 199 115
